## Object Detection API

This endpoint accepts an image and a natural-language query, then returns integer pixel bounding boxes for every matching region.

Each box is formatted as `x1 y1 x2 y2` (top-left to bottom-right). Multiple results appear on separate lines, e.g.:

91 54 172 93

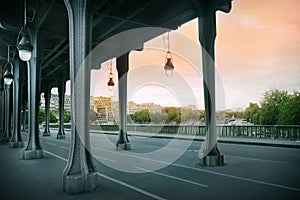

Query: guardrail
48 124 300 140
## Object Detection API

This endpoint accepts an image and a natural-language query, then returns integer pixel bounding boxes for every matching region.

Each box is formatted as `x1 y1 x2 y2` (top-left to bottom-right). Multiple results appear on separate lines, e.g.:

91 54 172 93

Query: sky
59 0 300 110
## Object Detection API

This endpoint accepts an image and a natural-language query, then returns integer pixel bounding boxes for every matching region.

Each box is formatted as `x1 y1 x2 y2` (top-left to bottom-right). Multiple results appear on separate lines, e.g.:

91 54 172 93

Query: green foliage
150 112 168 124
39 109 45 123
259 89 288 125
181 108 202 123
278 91 300 125
64 110 71 123
244 102 260 124
163 107 181 124
131 109 151 124
50 111 58 123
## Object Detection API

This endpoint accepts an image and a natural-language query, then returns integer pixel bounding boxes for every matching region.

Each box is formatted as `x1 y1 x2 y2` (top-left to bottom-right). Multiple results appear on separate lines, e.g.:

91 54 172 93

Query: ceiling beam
96 0 153 41
34 0 57 31
94 12 151 27
42 39 67 65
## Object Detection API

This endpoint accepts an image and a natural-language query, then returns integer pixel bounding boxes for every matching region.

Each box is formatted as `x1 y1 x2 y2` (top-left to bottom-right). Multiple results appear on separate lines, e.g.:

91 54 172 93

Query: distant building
138 102 162 113
93 96 114 122
40 93 71 112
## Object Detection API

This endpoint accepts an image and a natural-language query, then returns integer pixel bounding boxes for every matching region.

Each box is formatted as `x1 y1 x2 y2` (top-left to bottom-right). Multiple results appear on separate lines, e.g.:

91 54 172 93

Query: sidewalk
89 129 300 148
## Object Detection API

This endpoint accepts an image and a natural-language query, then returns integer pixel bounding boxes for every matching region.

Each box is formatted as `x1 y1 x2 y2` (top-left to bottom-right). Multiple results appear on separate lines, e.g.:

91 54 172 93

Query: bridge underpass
1 0 299 198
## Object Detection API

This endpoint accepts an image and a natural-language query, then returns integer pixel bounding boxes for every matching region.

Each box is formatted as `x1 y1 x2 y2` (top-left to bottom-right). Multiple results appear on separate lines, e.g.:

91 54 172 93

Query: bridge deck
0 130 299 200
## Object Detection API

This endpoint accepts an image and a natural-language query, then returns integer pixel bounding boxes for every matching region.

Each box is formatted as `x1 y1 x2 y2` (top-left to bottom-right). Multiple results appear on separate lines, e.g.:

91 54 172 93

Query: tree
163 107 181 124
64 110 71 123
259 89 288 125
50 111 58 123
150 112 168 124
39 109 45 123
131 109 151 124
244 103 260 124
278 91 300 125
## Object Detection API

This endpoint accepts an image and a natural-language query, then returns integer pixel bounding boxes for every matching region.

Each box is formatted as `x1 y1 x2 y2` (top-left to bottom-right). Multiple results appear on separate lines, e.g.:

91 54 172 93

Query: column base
199 154 224 167
9 141 24 148
43 132 51 136
57 134 66 139
116 142 131 150
23 149 43 160
63 172 99 194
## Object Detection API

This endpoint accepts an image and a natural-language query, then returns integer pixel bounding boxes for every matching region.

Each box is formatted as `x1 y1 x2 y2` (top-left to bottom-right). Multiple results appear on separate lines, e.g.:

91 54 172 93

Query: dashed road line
135 167 208 188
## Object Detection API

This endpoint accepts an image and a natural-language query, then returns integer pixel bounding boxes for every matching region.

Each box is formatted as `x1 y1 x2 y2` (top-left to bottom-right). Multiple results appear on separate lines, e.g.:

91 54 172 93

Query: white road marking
60 146 69 150
44 141 56 146
94 155 116 163
43 149 166 200
44 150 67 162
97 173 167 200
135 167 208 188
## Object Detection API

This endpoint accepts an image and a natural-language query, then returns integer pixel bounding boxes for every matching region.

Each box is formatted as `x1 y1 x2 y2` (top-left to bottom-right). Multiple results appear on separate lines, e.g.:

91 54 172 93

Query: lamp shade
107 77 115 91
3 69 13 85
17 36 33 61
164 58 175 77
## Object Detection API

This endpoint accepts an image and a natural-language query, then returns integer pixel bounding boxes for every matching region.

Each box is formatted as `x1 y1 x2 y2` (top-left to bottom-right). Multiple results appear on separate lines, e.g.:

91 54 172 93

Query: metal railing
96 124 300 140
48 124 300 140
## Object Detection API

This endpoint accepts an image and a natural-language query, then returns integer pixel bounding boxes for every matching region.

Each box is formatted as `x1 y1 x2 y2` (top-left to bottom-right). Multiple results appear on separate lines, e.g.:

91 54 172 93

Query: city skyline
53 0 300 110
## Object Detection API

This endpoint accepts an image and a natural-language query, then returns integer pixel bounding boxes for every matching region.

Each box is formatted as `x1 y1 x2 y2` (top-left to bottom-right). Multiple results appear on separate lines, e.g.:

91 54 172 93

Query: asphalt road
1 130 299 200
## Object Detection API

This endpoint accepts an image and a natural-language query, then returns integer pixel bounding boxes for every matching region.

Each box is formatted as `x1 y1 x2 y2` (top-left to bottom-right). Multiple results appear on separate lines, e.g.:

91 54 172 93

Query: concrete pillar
0 80 5 141
197 0 232 166
57 80 66 139
23 30 43 159
43 85 51 136
63 0 99 194
9 60 24 148
116 53 131 150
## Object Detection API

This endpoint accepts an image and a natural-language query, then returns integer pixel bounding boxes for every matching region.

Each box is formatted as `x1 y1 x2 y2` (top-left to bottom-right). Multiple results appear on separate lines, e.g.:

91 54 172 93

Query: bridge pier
2 77 12 143
116 53 131 150
43 85 51 136
63 0 99 194
9 59 24 148
57 79 66 139
197 0 232 166
23 30 43 160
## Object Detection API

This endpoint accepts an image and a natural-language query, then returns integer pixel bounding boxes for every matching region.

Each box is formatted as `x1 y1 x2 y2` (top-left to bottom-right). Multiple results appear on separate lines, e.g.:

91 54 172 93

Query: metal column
57 80 66 139
43 85 51 136
197 0 232 166
116 52 131 150
23 30 43 159
9 59 24 148
2 81 11 143
63 0 99 194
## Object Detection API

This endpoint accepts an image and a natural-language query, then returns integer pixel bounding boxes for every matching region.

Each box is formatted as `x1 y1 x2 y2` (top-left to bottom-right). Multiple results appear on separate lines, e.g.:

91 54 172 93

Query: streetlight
3 66 13 85
17 35 33 61
17 0 33 61
107 59 115 91
163 32 175 77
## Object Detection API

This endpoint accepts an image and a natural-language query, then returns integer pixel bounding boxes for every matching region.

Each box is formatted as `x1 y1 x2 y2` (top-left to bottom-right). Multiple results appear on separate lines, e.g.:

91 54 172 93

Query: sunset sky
60 0 300 110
